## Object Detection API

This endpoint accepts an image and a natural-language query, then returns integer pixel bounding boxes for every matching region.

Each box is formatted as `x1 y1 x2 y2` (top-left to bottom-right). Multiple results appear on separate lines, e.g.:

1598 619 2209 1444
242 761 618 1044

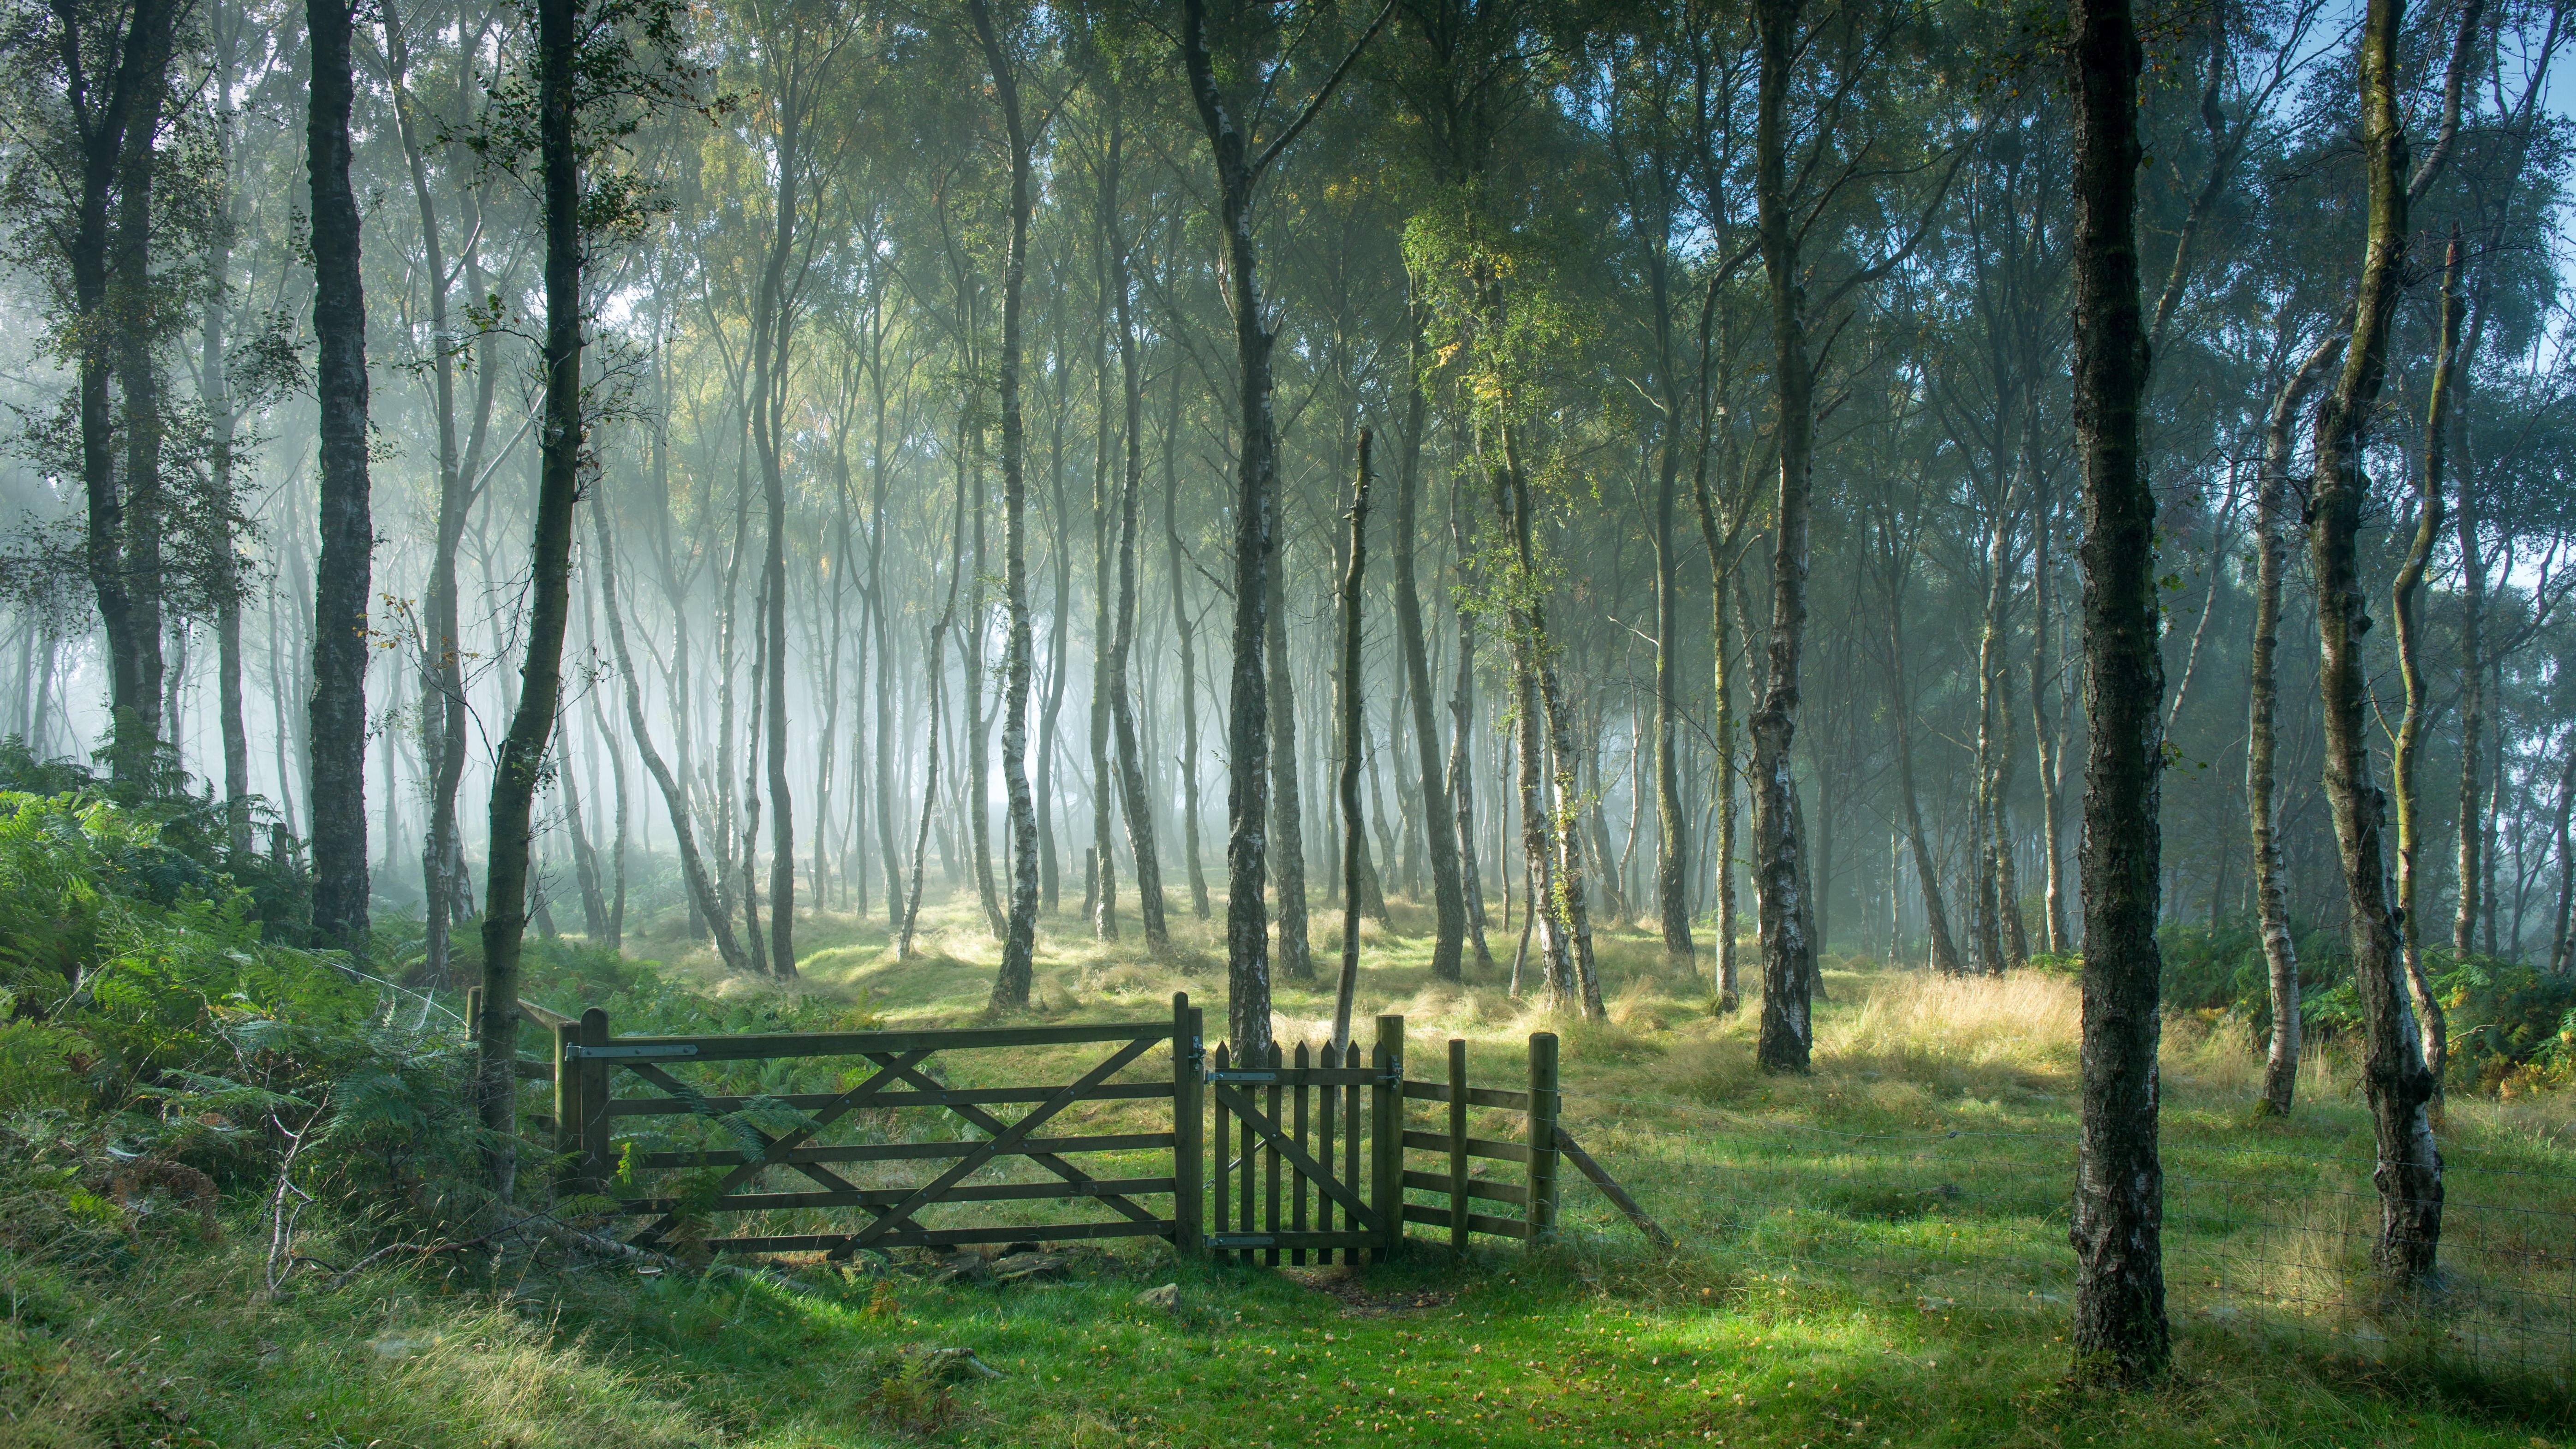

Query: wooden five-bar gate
535 991 1658 1263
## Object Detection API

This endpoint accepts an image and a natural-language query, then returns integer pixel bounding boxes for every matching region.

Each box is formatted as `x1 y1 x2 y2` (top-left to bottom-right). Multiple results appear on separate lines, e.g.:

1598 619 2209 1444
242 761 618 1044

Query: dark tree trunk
71 0 179 784
1394 316 1466 980
750 84 801 980
2308 0 2442 1285
1333 432 1373 1047
1267 518 1313 980
308 0 372 944
1180 0 1384 1057
2066 0 2170 1380
1163 361 1210 918
1751 0 1816 1069
479 0 582 1203
2548 735 2574 973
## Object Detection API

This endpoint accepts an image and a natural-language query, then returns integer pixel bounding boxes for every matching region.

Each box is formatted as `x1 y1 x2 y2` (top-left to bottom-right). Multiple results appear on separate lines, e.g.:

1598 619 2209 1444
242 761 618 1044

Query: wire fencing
1547 1089 2575 1388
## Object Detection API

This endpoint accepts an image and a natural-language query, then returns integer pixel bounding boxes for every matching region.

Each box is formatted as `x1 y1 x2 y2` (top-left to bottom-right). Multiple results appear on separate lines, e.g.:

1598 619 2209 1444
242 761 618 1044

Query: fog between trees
4 0 2574 1384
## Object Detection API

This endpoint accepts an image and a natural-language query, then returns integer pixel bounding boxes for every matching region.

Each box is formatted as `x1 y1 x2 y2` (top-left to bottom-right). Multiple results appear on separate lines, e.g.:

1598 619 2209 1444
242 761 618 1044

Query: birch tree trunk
2305 0 2443 1284
1097 103 1167 952
2394 230 2465 1089
1751 0 1817 1068
973 0 1043 1004
2067 0 2171 1379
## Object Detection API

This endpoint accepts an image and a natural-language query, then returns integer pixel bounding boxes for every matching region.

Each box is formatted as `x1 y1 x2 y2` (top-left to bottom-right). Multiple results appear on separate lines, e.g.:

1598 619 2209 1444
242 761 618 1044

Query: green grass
8 886 2573 1448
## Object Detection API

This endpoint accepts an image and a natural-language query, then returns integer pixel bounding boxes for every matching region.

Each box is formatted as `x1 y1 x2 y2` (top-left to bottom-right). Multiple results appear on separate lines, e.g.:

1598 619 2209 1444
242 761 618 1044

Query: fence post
1371 1013 1405 1258
1449 1038 1470 1254
552 1019 581 1202
1526 1031 1560 1246
1172 992 1203 1256
577 1008 611 1196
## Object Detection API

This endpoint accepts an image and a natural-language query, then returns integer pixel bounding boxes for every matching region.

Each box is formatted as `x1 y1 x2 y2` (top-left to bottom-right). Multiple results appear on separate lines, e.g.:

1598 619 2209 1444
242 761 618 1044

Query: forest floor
11 889 2574 1449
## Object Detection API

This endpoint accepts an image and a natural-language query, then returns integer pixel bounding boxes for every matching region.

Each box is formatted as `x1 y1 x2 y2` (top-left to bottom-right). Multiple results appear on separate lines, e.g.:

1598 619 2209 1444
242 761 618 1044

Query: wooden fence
523 991 1658 1261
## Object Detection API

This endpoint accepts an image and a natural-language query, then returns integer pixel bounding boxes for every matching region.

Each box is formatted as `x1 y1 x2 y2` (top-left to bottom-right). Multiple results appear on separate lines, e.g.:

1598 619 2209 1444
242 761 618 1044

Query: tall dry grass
1818 970 2082 1079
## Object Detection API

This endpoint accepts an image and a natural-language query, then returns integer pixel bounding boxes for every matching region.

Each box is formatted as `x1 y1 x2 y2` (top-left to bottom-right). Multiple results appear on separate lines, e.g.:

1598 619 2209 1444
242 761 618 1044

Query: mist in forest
3 0 2574 1378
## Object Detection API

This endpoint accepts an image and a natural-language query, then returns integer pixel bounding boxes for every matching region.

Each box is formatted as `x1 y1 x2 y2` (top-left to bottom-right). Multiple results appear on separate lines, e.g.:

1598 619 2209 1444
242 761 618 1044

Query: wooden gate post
1448 1038 1470 1255
1172 992 1204 1256
1526 1031 1561 1246
576 1008 611 1196
1371 1014 1405 1258
552 1017 581 1201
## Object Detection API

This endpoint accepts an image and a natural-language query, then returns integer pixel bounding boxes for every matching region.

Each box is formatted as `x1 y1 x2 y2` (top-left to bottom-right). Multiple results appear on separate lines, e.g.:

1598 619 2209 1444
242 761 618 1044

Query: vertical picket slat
1292 1041 1311 1264
578 1008 611 1194
1449 1038 1470 1255
1372 1015 1405 1259
1343 1042 1363 1265
552 1019 581 1201
1317 1042 1337 1250
1173 996 1203 1256
1238 1051 1256 1260
1212 1042 1232 1264
1264 1043 1284 1267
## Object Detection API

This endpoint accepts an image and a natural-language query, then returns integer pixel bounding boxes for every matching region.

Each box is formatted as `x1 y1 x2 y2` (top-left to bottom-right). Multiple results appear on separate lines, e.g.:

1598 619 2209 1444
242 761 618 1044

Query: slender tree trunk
2067 0 2171 1381
1333 432 1374 1048
2394 230 2465 1088
2029 482 2069 954
899 466 971 961
1749 0 1819 1068
1180 0 1386 1057
75 0 179 784
1040 318 1071 914
1096 103 1167 952
2246 332 2338 1109
2547 731 2574 973
1268 519 1314 980
1489 428 1573 1008
583 574 627 949
382 0 471 978
966 445 1003 941
974 0 1043 1005
1448 472 1493 970
1394 317 1466 978
1163 363 1210 918
594 496 745 968
2308 0 2443 1285
869 335 901 924
479 0 581 1205
751 95 801 979
1088 215 1120 946
1886 605 1966 976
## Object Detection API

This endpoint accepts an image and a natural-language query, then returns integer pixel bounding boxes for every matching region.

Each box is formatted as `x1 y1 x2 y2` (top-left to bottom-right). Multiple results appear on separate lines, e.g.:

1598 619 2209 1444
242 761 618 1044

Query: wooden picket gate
536 991 1657 1262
